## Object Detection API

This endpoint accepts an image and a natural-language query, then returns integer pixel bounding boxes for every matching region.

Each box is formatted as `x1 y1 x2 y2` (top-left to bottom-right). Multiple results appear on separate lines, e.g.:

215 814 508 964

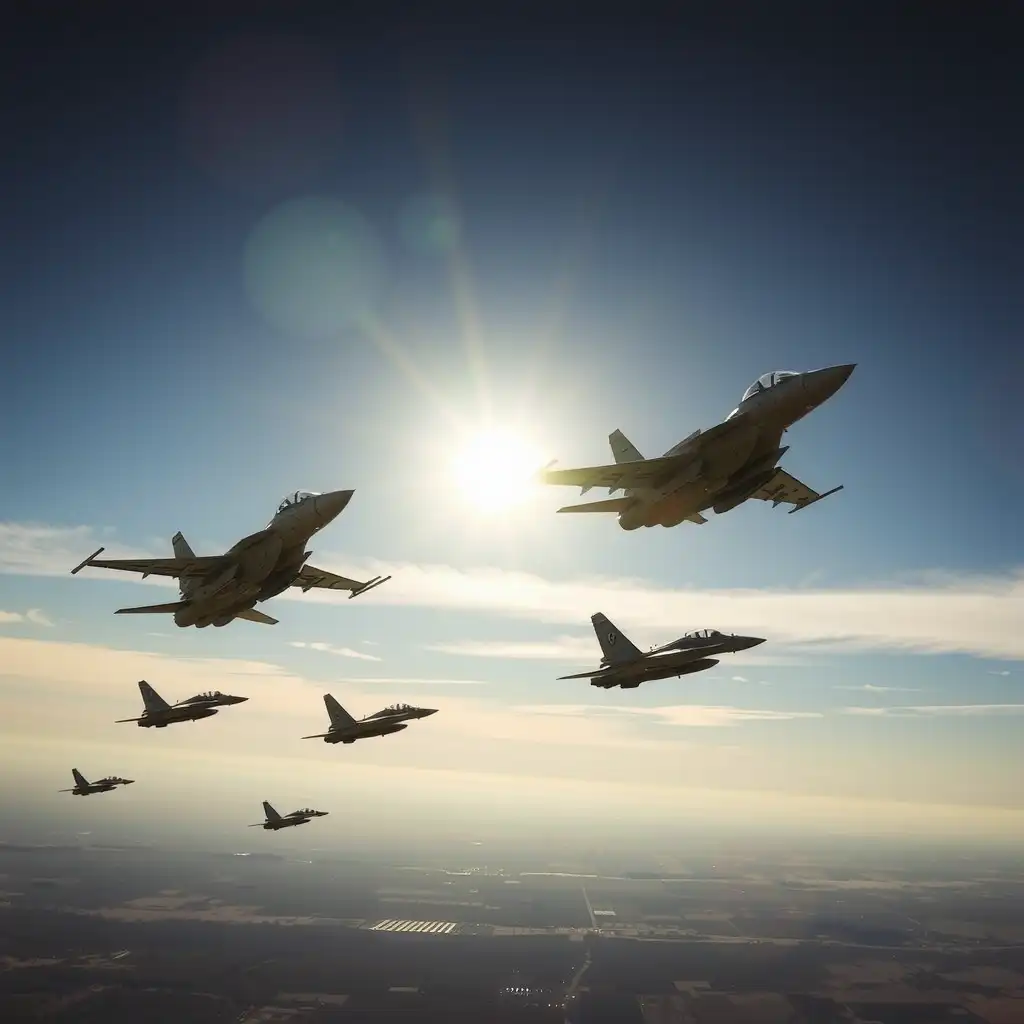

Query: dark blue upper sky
4 5 1023 556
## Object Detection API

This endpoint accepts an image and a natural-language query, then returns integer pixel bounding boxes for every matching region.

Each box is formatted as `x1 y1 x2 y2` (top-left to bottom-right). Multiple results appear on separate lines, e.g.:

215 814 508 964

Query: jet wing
71 547 228 580
750 468 844 513
292 564 392 599
539 453 694 490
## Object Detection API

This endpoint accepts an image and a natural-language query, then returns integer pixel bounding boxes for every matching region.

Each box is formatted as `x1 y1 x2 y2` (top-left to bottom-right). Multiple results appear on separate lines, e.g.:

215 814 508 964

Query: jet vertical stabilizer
139 680 171 714
262 800 282 822
591 613 643 664
609 429 644 463
172 532 195 559
172 532 198 597
72 769 88 789
324 694 356 729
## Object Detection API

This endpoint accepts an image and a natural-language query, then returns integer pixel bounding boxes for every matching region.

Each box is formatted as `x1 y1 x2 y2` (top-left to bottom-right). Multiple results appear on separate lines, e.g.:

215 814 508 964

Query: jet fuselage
135 705 218 728
615 365 854 530
173 490 352 627
590 656 721 689
316 705 438 744
325 720 410 744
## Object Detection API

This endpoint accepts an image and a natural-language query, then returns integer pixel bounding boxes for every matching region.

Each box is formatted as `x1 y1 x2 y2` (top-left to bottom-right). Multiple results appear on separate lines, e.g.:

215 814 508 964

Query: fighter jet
116 680 235 728
60 768 134 796
172 690 248 709
539 364 855 529
249 800 328 830
301 694 438 744
559 613 766 689
70 489 391 628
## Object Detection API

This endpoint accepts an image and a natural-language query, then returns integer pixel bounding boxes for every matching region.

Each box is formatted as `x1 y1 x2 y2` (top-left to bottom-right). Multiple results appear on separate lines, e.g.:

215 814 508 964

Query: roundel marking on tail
607 632 617 645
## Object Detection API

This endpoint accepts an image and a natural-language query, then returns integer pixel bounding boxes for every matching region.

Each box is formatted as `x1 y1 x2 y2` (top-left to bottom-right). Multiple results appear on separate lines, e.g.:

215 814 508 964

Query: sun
451 428 545 513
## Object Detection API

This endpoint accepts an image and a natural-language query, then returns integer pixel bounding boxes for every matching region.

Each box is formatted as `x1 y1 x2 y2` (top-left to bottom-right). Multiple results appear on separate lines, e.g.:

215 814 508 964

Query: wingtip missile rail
787 485 844 513
71 547 106 575
348 574 392 600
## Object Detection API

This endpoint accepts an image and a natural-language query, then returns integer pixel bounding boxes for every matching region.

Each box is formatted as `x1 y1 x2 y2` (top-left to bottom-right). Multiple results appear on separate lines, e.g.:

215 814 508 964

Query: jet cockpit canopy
290 808 318 817
684 628 724 640
382 703 413 713
277 491 319 514
190 691 223 701
740 370 799 403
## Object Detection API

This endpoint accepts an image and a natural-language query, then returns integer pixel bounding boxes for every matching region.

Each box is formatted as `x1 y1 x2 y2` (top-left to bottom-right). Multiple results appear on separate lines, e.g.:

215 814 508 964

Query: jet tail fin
172 533 198 597
72 769 88 788
609 429 644 463
556 497 633 515
115 601 188 615
591 612 643 664
262 800 281 821
235 607 279 625
139 680 171 714
171 532 195 559
324 694 356 728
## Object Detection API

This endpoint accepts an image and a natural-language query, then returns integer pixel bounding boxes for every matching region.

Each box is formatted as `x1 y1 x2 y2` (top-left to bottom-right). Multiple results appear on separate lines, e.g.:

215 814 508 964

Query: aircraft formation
62 365 855 828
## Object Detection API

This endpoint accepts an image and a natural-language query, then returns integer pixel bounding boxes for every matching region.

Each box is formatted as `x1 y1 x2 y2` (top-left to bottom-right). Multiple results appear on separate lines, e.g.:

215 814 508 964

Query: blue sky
2 8 1023 847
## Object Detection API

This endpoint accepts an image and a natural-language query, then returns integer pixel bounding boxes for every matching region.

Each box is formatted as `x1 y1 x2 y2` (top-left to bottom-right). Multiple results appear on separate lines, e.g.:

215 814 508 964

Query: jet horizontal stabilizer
556 497 633 515
349 575 392 599
787 484 844 513
235 607 279 625
114 601 189 615
300 732 333 740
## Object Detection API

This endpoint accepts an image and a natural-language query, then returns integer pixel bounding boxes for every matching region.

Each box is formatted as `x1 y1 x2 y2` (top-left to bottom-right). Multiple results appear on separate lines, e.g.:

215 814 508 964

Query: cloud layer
8 520 1024 661
843 704 1024 718
0 607 53 627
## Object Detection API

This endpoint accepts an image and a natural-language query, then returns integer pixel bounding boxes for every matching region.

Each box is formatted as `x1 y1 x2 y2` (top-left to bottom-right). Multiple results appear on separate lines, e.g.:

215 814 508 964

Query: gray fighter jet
60 768 134 796
116 680 239 728
249 800 328 831
70 489 391 628
302 694 438 744
559 613 766 689
540 364 855 529
173 690 248 709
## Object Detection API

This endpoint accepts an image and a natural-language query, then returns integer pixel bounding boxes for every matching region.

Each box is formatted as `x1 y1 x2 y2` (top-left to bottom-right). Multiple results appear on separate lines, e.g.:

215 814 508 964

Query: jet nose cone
233 696 249 703
125 780 135 785
315 489 354 523
422 708 439 717
739 636 768 650
804 363 856 403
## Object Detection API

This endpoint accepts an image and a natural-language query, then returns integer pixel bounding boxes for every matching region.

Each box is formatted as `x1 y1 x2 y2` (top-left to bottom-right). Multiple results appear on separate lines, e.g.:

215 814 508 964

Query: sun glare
452 428 544 513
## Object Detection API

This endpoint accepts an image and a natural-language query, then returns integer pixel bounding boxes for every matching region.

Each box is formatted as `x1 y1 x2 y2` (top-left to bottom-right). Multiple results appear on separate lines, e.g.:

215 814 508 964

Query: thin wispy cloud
10 521 1024 662
332 677 489 686
732 675 749 683
288 641 382 662
834 684 923 693
843 704 1024 718
0 607 53 627
515 703 824 728
428 636 594 661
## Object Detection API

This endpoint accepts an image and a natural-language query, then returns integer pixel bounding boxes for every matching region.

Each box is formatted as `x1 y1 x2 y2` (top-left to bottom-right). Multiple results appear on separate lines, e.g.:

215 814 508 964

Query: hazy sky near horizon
2 6 1023 848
